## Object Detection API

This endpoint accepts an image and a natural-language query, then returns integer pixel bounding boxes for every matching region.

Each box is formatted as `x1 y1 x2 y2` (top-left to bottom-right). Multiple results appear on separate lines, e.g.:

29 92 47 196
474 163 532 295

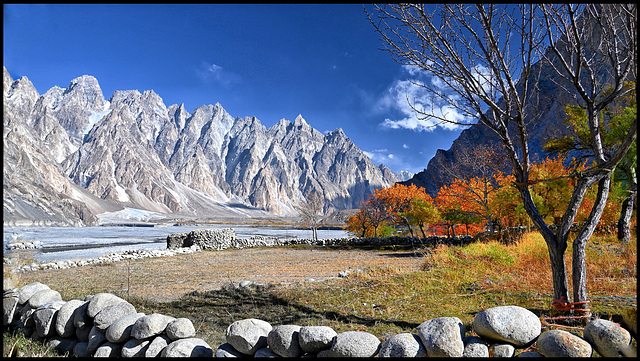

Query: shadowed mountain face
3 67 396 226
401 10 620 197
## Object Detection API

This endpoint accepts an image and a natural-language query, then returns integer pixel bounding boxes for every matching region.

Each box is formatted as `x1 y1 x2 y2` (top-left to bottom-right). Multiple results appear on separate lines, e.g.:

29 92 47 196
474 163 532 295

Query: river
3 225 349 263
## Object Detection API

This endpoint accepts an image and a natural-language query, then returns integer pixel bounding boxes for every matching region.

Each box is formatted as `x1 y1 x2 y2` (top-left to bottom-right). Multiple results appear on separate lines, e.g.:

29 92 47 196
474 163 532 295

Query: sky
3 4 469 175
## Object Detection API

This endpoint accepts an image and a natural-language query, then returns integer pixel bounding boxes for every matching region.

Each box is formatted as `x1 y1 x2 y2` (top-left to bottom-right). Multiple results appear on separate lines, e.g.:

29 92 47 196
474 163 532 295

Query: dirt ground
11 246 426 302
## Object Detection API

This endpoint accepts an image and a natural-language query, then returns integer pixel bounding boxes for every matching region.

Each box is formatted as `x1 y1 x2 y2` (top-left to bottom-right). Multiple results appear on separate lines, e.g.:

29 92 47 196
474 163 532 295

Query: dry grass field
3 232 637 357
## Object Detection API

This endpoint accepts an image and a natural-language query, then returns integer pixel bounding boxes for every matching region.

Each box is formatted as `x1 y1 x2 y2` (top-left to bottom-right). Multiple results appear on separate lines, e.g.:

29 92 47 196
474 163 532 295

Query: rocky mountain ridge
3 67 397 226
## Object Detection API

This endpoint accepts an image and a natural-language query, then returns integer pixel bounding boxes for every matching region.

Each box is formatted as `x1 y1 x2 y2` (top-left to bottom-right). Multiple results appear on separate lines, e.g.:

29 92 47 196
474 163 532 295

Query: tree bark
617 187 636 243
547 238 571 302
572 176 611 308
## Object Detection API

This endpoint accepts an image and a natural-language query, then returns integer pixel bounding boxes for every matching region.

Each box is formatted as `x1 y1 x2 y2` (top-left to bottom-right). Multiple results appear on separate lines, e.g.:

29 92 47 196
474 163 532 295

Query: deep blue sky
3 4 468 174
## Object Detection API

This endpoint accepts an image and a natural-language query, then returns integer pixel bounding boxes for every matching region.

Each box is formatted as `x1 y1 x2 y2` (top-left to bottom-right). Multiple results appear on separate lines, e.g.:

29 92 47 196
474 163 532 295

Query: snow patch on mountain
85 101 111 135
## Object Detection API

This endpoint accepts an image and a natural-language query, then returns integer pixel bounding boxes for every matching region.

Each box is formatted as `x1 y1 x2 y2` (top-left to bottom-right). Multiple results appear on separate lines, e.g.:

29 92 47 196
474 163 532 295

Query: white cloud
197 61 241 87
378 65 476 132
403 144 409 149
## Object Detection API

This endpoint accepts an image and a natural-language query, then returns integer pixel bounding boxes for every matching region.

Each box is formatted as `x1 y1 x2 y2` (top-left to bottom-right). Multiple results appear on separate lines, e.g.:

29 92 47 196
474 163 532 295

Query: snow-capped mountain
3 67 397 226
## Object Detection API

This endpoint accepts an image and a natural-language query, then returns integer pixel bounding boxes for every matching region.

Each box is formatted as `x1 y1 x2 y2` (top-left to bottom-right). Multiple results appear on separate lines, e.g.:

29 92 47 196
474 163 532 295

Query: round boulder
160 337 213 357
473 305 541 347
463 335 489 357
73 341 90 358
86 326 107 354
33 302 64 338
73 301 91 329
537 329 592 357
93 301 136 331
93 342 122 357
17 282 50 304
267 324 303 357
166 317 196 340
299 325 337 354
490 343 515 357
328 331 381 357
131 313 175 340
379 333 427 358
105 312 145 343
27 289 62 309
417 316 466 357
55 299 85 338
122 337 151 357
3 293 19 326
215 342 245 357
255 347 280 357
583 318 632 357
86 293 126 318
145 334 172 357
226 318 272 355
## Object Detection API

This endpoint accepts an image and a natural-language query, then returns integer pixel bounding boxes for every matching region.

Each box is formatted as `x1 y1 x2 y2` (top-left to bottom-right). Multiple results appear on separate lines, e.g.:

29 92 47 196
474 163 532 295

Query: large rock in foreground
473 305 541 347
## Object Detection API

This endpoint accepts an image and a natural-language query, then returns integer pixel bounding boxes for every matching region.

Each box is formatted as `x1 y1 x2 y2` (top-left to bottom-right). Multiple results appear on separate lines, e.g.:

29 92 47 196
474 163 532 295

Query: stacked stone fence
166 228 476 251
5 228 493 274
3 281 636 357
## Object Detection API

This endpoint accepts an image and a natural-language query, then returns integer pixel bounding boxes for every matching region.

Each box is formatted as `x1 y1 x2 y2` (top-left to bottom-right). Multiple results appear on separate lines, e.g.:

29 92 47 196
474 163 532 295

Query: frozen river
3 225 349 263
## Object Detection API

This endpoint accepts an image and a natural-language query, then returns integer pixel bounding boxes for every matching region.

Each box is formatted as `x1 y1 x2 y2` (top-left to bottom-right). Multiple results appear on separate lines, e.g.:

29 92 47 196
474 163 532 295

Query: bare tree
367 4 637 311
295 191 324 243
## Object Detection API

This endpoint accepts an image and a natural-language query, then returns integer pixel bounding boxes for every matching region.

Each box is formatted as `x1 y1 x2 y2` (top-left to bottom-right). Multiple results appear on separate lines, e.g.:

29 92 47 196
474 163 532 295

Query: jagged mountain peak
4 68 398 225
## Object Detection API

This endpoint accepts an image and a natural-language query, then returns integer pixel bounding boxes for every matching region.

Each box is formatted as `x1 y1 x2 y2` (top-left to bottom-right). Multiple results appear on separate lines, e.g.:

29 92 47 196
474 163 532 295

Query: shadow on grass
130 283 420 334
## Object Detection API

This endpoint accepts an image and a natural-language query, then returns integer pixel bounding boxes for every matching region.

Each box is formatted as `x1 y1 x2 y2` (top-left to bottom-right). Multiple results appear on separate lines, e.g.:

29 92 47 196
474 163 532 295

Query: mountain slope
3 67 397 226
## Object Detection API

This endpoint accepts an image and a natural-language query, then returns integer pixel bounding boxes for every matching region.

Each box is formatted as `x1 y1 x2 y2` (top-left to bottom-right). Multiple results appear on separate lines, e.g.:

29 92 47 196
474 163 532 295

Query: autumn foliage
345 156 630 238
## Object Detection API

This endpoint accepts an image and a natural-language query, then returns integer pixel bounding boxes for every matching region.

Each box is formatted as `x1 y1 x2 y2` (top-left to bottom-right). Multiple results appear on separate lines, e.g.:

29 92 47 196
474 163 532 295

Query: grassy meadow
3 231 637 357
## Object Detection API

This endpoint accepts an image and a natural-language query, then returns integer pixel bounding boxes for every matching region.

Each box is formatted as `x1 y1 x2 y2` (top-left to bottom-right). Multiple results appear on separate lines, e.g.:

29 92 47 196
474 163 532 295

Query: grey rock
268 324 302 357
215 342 245 357
516 351 544 357
165 317 196 340
145 334 171 357
473 305 541 347
417 316 465 357
160 337 213 357
46 336 77 355
226 318 272 355
27 289 62 308
87 293 126 318
583 318 632 357
73 301 92 329
18 303 36 329
73 341 90 358
105 312 145 343
16 282 50 304
489 343 516 357
33 306 62 338
131 313 175 340
3 293 19 325
93 341 122 358
94 301 136 331
328 331 381 357
298 325 337 354
87 326 107 354
121 337 150 357
55 299 85 337
76 323 92 342
463 335 489 357
379 333 427 357
537 329 592 357
255 347 280 357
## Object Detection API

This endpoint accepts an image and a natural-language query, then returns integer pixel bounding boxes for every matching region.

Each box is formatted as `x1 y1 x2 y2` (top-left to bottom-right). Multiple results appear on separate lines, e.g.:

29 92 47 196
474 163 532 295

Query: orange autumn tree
435 174 503 235
345 183 438 237
489 173 536 229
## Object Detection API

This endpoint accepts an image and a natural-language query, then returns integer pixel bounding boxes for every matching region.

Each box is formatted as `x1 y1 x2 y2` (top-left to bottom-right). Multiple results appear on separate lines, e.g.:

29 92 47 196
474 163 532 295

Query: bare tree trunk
572 176 611 309
548 237 571 302
617 186 636 243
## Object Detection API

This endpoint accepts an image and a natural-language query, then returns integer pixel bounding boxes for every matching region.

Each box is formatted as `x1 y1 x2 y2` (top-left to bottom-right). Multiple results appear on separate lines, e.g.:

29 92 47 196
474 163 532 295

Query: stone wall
166 228 476 251
3 282 636 357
